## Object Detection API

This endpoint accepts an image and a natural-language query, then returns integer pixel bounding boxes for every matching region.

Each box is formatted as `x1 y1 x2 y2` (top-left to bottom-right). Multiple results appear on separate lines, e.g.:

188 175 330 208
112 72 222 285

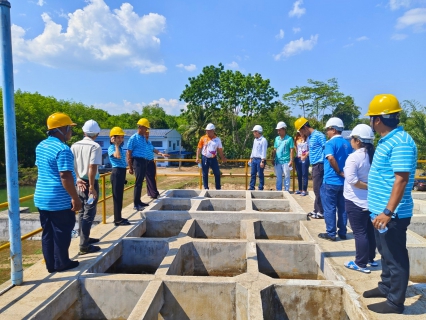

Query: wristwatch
383 208 394 216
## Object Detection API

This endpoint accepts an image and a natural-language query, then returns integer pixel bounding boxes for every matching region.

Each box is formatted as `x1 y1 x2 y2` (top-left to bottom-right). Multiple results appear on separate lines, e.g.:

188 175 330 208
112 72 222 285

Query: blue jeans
275 162 290 191
202 155 221 190
249 158 264 190
375 216 411 312
320 183 347 237
294 157 309 191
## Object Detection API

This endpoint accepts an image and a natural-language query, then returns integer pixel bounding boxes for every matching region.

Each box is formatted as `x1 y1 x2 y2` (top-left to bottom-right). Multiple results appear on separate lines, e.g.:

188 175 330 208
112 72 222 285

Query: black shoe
140 202 149 207
88 237 99 244
79 245 101 255
47 268 56 273
367 301 403 314
363 287 387 298
114 220 131 226
338 234 347 240
56 260 79 272
318 233 336 241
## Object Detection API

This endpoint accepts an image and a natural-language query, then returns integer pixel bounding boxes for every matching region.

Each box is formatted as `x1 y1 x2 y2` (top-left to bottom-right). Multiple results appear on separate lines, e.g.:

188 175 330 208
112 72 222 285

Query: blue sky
9 0 426 117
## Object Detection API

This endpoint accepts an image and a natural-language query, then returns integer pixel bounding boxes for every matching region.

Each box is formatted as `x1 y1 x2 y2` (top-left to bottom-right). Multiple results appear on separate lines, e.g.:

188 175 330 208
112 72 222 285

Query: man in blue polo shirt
318 117 352 241
362 94 417 315
126 118 150 211
34 112 82 273
295 117 326 219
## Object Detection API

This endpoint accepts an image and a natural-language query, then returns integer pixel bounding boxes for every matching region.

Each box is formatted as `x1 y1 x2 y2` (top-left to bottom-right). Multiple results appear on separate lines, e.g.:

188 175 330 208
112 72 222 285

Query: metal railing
1 158 425 253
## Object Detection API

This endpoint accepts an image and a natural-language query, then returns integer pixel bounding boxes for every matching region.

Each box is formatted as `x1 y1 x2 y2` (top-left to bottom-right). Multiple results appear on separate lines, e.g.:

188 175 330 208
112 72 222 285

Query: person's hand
372 213 391 230
288 161 293 167
195 158 200 163
77 179 87 192
222 157 227 163
89 187 98 200
339 172 345 178
71 198 82 212
128 168 134 175
260 162 265 169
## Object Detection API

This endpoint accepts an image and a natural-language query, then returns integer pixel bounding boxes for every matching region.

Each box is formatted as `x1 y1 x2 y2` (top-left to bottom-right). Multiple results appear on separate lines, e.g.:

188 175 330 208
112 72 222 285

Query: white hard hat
205 123 215 130
82 119 101 134
252 125 263 132
275 121 287 129
325 117 344 131
350 124 374 144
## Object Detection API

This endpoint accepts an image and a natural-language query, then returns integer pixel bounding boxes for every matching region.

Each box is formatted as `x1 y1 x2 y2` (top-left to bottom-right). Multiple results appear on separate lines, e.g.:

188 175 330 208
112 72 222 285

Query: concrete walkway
290 192 426 319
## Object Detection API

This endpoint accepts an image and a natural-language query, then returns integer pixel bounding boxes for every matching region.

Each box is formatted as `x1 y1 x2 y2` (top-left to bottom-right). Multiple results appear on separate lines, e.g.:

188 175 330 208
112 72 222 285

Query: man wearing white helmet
248 125 268 190
318 117 352 242
272 121 294 191
71 119 102 255
196 123 227 190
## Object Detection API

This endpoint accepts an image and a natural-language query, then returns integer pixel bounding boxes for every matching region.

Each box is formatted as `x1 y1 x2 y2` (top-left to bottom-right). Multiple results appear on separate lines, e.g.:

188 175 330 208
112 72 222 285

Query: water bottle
371 218 388 233
198 163 202 168
248 161 251 167
87 194 95 205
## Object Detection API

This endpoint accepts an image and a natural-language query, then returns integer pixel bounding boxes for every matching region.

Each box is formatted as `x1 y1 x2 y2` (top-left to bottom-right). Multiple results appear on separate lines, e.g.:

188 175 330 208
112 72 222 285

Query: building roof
98 129 175 138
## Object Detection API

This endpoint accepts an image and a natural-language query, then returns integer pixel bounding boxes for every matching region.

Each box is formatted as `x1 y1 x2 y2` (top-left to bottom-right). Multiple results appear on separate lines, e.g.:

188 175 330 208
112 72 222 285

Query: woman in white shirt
343 124 377 274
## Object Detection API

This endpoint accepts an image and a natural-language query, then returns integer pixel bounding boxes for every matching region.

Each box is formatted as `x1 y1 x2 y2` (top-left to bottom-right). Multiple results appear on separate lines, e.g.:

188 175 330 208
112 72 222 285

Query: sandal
344 260 371 274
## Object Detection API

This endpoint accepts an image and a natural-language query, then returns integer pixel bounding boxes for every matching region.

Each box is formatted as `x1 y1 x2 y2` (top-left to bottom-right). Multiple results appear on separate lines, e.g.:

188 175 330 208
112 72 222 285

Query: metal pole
102 175 106 224
0 0 23 285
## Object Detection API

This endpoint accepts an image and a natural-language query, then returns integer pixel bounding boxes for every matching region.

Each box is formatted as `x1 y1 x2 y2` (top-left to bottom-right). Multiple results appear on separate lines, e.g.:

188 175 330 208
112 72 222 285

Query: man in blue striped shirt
126 118 150 210
34 113 82 273
363 94 417 315
295 117 326 219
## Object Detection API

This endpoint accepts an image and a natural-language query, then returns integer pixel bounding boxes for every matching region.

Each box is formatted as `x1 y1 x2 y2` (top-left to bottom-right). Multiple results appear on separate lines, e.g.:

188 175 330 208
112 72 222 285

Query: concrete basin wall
187 219 242 239
254 221 301 240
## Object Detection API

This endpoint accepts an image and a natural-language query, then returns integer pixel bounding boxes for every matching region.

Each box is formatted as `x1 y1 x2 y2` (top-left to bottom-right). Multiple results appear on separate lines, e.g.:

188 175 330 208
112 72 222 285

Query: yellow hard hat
365 94 402 116
294 117 308 131
109 127 125 137
47 112 76 130
137 118 150 128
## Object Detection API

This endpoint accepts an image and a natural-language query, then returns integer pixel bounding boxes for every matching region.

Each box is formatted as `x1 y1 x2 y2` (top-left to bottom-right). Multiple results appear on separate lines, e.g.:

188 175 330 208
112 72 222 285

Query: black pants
312 163 324 213
375 216 411 312
146 160 159 197
39 208 75 271
111 167 126 222
345 199 376 268
133 157 147 206
77 179 99 249
202 155 221 190
295 157 310 191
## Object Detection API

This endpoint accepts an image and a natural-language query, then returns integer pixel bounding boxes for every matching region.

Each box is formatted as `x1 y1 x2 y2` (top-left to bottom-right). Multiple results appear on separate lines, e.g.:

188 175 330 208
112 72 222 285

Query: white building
95 129 191 167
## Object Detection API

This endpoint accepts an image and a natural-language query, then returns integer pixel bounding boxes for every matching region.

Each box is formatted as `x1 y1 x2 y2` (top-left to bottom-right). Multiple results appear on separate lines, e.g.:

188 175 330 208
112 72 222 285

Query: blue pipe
0 0 23 285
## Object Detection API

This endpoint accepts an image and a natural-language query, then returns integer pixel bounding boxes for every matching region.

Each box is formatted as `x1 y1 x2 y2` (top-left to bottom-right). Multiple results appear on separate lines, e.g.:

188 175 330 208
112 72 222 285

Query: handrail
1 158 425 253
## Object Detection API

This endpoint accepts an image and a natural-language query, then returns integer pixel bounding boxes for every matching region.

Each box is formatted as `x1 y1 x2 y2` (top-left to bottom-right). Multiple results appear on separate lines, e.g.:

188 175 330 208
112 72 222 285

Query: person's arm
126 150 134 174
344 156 367 190
113 144 121 159
372 172 409 229
60 171 82 212
88 164 98 199
218 148 227 162
196 148 202 163
289 148 294 166
260 138 267 168
327 155 344 178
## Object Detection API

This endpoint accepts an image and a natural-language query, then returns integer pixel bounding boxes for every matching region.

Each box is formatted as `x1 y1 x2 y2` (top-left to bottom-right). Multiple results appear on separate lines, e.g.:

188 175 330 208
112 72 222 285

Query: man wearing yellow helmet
126 118 150 211
34 112 82 273
295 117 326 219
363 94 417 314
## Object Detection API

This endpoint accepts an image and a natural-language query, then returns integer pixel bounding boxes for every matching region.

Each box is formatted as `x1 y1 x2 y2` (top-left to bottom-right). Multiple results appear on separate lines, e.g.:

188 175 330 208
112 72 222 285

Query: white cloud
343 43 354 48
396 8 426 31
226 61 239 69
293 27 301 34
356 36 369 41
289 1 306 18
274 34 318 60
391 33 408 39
176 63 196 71
389 0 411 10
37 0 45 7
12 0 167 74
148 98 187 115
275 29 285 39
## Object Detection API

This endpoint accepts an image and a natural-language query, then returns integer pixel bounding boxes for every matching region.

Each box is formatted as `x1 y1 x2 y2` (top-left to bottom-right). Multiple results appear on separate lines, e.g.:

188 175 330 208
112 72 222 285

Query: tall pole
0 0 23 285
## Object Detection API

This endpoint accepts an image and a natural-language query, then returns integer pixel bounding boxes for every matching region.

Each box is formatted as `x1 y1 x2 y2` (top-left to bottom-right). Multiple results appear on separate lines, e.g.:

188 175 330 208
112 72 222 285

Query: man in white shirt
248 125 268 190
71 120 102 255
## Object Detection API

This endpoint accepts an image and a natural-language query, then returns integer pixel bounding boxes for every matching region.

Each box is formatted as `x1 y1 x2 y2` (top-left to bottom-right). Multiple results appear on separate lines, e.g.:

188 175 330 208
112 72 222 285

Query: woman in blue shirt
108 127 130 226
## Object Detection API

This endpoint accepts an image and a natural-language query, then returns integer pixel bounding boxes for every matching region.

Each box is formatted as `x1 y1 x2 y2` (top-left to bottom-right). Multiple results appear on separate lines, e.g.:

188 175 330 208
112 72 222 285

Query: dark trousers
146 160 160 197
295 157 310 191
312 163 324 213
39 208 75 271
321 183 347 237
345 199 376 268
202 155 221 190
111 167 126 222
77 179 99 249
249 158 264 190
133 157 147 206
376 216 411 312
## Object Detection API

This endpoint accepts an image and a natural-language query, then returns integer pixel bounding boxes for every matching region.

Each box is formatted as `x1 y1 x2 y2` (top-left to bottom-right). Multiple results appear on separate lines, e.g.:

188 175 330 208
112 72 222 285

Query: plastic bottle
87 194 95 205
371 219 388 233
198 163 202 168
